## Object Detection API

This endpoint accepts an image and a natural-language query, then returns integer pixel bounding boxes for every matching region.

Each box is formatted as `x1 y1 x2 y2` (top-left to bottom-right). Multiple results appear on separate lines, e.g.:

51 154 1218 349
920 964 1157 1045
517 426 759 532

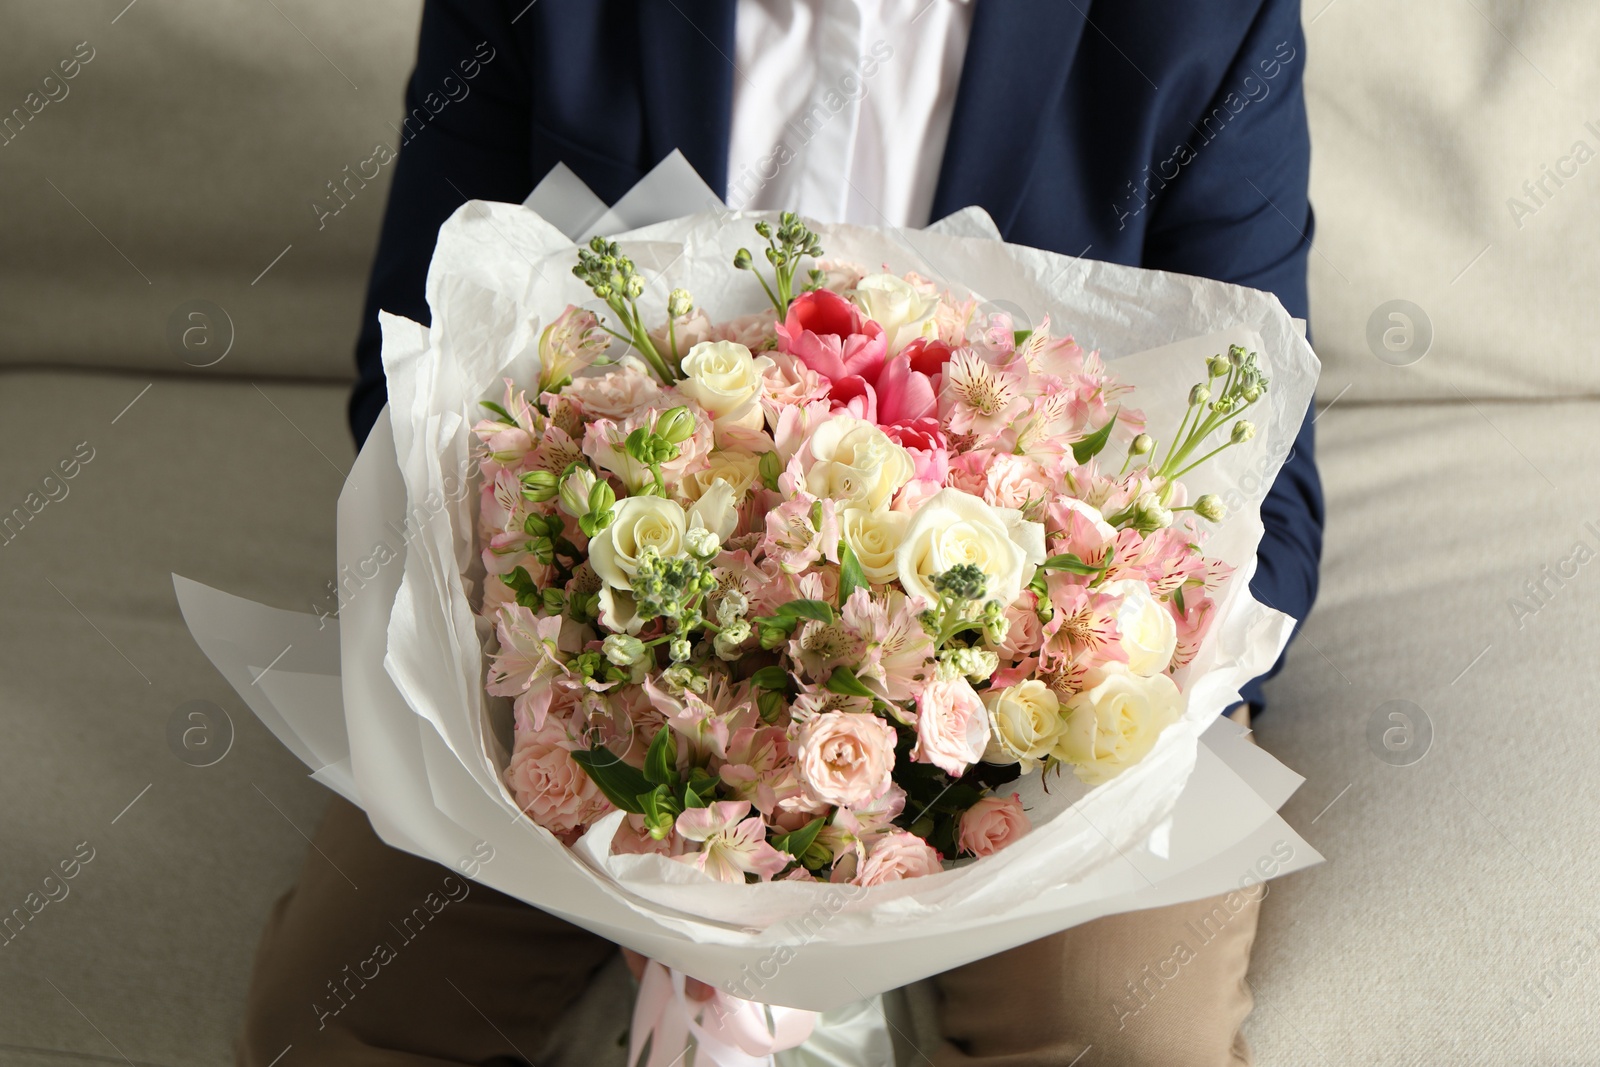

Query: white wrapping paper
175 158 1323 1024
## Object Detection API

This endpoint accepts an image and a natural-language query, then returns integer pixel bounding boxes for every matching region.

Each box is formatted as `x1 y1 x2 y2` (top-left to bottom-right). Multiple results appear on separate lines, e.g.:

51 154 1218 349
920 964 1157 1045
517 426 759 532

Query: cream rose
895 489 1046 608
1054 666 1182 785
678 340 773 432
588 495 686 590
804 417 914 511
981 680 1066 772
850 273 938 355
1103 579 1178 676
839 506 908 583
683 449 762 503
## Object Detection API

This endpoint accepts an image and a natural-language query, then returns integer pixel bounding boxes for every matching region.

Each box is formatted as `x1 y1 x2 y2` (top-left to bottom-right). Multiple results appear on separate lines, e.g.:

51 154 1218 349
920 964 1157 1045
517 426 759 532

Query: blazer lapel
635 0 738 198
930 0 1090 233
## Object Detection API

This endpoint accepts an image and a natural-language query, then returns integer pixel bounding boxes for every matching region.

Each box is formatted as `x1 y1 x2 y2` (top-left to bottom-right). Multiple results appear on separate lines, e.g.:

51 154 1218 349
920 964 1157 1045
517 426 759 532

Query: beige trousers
240 716 1260 1067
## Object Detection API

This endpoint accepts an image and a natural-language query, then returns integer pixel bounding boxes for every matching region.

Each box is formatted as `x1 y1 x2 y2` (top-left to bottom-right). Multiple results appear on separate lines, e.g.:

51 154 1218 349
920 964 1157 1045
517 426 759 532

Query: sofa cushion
1303 0 1600 401
0 1 420 380
0 370 349 1062
1244 396 1600 1063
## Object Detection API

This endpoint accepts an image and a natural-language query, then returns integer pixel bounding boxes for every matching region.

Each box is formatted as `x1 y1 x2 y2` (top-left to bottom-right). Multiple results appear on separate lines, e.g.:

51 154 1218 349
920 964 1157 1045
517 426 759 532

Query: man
244 2 1321 1063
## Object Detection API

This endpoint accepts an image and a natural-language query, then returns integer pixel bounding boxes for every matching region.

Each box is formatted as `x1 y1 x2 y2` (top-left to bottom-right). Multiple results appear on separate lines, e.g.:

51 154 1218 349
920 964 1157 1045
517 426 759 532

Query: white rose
804 417 914 511
1102 579 1178 676
981 680 1066 772
850 274 938 355
895 489 1046 608
839 506 908 584
1054 666 1182 785
588 495 686 590
678 340 773 432
686 479 738 542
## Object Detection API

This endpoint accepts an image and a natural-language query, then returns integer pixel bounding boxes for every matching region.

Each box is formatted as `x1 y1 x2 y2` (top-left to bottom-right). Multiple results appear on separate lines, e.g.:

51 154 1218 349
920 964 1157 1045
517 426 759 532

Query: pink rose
505 722 613 842
709 307 780 351
912 677 990 776
794 710 898 807
957 794 1031 858
563 360 670 421
881 418 948 486
856 830 943 886
992 590 1046 660
983 453 1056 512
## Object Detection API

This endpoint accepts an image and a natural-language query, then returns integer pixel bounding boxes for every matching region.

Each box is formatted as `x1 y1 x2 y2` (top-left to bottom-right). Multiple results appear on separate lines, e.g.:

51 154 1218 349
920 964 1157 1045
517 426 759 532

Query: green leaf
571 749 652 815
826 666 875 698
748 665 791 691
644 729 678 787
777 599 835 624
1013 329 1033 347
773 815 826 859
1071 412 1119 464
681 780 709 809
480 400 514 422
1040 553 1104 576
503 566 541 608
1173 585 1187 616
838 541 867 608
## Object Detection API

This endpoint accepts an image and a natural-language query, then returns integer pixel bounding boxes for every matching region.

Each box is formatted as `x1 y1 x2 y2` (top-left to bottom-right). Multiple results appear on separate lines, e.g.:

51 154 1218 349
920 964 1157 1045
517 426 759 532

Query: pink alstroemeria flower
486 606 567 705
674 801 791 883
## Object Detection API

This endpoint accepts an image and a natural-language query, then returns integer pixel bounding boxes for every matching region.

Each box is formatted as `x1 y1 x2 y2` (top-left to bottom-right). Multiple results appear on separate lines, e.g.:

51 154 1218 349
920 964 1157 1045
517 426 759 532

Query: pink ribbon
628 961 818 1067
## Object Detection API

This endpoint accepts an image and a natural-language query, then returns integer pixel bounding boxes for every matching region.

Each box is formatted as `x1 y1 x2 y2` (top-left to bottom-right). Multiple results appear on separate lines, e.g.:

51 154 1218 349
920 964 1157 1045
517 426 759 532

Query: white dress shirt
726 0 973 228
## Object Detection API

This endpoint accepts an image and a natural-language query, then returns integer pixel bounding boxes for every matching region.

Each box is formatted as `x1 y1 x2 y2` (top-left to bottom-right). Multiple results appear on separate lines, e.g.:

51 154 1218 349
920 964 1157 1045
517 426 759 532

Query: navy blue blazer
349 0 1323 710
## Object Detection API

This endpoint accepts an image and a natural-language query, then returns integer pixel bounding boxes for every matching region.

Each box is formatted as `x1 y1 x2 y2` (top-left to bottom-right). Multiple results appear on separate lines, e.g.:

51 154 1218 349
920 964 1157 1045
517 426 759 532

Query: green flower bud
1130 433 1154 455
758 450 782 492
759 624 790 651
1207 355 1231 378
654 406 695 445
1194 494 1226 522
667 288 693 319
1228 344 1246 367
588 481 617 516
1231 420 1256 444
1132 491 1173 532
757 688 786 723
540 587 566 615
733 248 754 270
644 809 676 840
519 469 559 502
669 637 693 663
1189 384 1211 407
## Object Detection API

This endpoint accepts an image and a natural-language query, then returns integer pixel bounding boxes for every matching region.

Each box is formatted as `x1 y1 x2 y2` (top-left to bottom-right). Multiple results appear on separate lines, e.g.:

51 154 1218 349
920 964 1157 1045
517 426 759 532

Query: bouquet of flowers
178 160 1320 1064
481 212 1269 888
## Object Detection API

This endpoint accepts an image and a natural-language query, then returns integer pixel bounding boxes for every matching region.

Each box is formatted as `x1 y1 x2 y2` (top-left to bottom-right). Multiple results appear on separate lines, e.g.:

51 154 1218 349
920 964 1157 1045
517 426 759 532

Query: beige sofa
3 1 1596 1063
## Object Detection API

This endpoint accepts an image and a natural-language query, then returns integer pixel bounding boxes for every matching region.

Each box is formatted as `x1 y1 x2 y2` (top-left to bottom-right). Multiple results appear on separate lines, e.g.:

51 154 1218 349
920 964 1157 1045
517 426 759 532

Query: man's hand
622 948 716 1001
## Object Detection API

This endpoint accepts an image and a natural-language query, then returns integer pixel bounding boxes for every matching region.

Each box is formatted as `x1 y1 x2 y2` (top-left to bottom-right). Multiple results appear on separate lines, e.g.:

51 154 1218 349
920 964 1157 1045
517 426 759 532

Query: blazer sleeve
348 0 534 447
1138 0 1325 710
